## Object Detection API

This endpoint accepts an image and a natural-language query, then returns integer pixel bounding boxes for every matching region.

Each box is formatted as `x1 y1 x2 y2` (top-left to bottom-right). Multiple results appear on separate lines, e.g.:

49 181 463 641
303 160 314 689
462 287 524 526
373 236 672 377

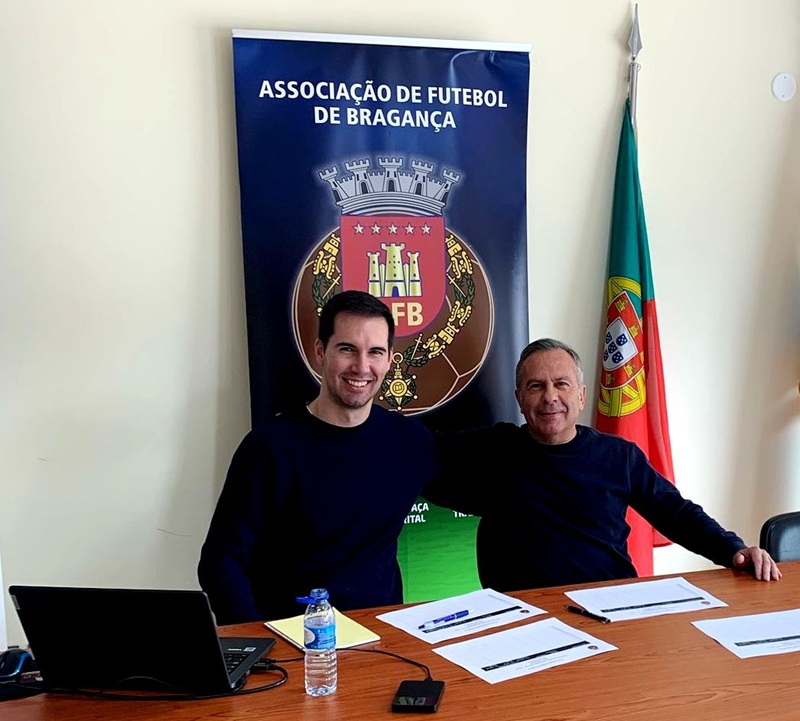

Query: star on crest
388 224 398 235
353 223 365 234
370 223 382 234
404 223 415 235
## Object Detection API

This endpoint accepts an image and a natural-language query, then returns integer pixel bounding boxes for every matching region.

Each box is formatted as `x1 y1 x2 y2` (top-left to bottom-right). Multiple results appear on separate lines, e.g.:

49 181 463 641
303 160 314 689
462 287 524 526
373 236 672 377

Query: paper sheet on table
376 589 545 643
565 577 726 622
693 608 800 659
432 617 617 684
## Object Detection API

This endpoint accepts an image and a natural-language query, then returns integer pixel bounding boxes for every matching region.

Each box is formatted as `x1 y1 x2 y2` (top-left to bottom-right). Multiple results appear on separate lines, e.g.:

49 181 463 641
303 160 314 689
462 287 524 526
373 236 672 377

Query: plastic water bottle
298 588 337 696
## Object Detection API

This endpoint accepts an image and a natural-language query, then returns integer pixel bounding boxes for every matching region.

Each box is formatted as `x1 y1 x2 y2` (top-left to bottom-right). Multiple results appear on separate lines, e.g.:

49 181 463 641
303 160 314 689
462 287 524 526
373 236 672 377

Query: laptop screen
9 585 274 695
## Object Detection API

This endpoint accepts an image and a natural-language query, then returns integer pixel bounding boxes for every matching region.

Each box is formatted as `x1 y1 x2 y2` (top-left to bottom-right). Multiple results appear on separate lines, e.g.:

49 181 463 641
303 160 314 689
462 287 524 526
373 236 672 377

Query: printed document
432 617 617 684
693 608 800 659
565 577 727 622
376 589 545 643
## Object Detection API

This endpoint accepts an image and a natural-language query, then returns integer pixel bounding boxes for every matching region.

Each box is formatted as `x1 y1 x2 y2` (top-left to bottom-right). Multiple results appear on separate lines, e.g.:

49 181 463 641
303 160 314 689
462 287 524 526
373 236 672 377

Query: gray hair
515 338 585 389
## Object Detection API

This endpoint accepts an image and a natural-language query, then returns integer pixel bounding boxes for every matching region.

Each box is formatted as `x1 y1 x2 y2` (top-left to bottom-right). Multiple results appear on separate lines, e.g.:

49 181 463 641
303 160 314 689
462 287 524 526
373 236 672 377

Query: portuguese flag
595 100 675 577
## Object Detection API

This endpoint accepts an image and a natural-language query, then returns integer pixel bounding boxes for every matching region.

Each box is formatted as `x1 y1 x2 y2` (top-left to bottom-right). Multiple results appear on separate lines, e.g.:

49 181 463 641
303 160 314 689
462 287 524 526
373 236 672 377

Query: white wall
2 0 798 646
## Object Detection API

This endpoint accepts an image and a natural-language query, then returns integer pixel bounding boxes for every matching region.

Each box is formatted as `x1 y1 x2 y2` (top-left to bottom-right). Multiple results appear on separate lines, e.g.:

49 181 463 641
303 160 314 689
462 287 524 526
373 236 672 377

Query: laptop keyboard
223 651 251 675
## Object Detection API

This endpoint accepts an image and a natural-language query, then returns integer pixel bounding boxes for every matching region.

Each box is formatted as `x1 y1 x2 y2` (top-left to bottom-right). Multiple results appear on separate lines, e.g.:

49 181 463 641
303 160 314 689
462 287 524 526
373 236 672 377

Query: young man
427 338 781 591
198 291 437 623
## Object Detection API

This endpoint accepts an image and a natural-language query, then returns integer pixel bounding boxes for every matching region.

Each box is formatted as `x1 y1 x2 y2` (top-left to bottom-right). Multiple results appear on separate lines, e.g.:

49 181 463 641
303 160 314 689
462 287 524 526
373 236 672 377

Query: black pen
564 604 611 624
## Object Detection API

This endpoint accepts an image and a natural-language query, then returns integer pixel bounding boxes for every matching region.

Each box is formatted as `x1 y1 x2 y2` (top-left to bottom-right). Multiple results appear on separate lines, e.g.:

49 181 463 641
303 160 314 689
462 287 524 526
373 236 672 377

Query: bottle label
304 623 336 650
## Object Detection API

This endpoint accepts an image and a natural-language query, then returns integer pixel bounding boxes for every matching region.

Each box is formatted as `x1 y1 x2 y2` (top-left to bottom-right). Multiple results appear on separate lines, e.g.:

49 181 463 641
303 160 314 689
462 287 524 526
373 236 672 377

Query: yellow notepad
264 608 380 649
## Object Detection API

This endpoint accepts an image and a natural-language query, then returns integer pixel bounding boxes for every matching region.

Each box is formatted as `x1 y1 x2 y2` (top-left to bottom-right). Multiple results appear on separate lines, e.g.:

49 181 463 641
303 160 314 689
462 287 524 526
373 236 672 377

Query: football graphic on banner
292 156 494 415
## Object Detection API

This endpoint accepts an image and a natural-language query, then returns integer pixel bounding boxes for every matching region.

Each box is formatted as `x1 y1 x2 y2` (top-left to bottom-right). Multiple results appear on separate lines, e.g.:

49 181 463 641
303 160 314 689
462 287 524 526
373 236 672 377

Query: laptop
8 585 275 695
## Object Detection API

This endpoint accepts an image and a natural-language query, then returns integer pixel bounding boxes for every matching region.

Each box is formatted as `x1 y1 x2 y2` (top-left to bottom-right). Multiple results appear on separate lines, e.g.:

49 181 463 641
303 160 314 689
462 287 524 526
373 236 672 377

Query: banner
595 100 675 577
232 30 530 600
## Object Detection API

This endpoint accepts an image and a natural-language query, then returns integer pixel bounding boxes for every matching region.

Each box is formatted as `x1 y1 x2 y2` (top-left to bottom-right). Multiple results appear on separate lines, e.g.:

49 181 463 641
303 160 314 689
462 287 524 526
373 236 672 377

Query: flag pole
628 4 642 136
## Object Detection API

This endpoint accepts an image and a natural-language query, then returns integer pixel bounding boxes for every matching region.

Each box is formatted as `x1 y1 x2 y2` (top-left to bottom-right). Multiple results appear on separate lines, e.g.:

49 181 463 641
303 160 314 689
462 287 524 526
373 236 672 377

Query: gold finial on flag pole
628 4 642 136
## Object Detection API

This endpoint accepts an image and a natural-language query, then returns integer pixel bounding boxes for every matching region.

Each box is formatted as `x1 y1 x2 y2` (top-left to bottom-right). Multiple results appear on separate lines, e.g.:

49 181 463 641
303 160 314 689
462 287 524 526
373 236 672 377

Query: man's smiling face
515 348 586 444
314 312 392 414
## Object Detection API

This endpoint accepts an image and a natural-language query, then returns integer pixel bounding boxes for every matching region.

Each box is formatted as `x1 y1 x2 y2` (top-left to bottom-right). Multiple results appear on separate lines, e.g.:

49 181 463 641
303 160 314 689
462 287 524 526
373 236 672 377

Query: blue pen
418 609 470 630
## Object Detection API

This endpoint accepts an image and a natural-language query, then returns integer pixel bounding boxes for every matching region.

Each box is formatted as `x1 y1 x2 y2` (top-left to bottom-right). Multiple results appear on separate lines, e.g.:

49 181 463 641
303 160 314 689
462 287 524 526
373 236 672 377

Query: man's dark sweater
198 404 436 623
427 424 745 592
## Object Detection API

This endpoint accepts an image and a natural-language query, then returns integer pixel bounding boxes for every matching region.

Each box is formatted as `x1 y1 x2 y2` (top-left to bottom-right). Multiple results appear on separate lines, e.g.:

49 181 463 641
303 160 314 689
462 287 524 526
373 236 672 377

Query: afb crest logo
291 155 494 415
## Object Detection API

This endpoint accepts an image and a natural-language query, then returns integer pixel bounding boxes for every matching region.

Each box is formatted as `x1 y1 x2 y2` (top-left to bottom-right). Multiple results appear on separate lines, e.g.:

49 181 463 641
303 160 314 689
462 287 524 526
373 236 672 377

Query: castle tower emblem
318 157 458 336
295 153 492 414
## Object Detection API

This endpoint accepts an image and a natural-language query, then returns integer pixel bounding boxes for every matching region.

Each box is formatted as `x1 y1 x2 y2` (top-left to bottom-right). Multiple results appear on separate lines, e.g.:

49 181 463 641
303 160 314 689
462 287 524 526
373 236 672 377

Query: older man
427 338 780 591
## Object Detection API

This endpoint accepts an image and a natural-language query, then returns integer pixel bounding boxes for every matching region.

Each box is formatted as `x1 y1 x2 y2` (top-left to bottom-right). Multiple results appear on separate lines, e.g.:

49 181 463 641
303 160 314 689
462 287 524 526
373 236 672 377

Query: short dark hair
318 290 395 349
515 338 584 388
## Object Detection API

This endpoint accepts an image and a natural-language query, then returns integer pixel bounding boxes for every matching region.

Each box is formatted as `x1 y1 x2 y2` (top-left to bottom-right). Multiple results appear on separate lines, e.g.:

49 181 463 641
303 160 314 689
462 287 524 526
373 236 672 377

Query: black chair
759 511 800 561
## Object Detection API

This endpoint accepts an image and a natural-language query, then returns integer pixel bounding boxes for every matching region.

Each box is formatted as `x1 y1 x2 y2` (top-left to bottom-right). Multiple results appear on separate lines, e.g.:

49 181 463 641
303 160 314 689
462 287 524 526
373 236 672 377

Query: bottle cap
297 588 329 604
